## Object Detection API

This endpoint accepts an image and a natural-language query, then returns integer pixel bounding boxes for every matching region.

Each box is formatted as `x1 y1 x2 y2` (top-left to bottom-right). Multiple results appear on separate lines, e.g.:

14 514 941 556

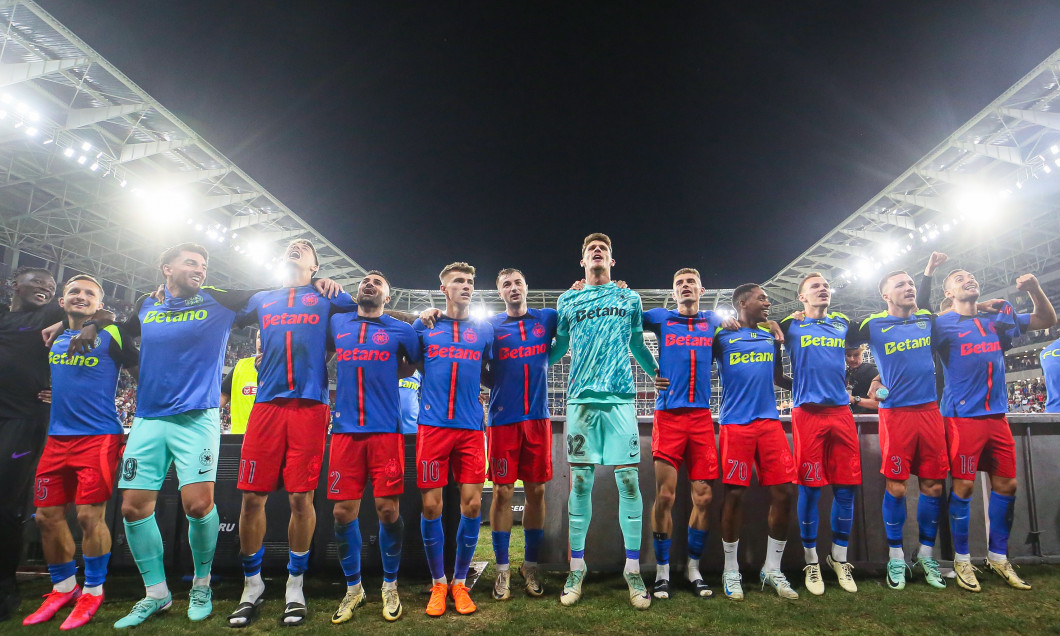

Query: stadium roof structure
766 47 1060 316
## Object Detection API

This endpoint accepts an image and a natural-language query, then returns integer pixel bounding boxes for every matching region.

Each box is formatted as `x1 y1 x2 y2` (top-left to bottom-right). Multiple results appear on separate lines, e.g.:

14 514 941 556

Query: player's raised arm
1017 274 1058 330
773 338 792 390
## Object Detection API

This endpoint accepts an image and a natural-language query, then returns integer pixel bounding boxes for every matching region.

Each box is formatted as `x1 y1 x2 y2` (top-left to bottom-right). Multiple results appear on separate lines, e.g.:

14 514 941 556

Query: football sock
285 572 305 616
335 520 362 586
187 505 218 583
653 532 670 567
493 530 511 571
948 493 971 557
239 546 265 604
568 465 595 555
287 549 310 577
687 558 703 583
524 527 544 565
687 526 707 560
797 485 821 560
615 468 643 554
379 518 403 583
723 540 739 571
917 493 942 550
987 491 1015 560
831 485 856 561
882 491 906 556
83 553 110 592
454 514 481 582
918 543 934 559
420 515 446 584
764 536 786 572
124 513 167 588
49 560 77 593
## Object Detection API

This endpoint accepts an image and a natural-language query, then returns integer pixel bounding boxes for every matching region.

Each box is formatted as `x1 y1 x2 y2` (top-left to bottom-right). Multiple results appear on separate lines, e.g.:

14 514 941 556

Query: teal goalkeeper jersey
554 282 645 404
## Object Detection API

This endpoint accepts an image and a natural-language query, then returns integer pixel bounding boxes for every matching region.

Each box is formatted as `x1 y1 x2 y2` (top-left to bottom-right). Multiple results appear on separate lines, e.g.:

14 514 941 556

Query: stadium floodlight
89 162 99 171
470 305 488 320
1051 144 1059 155
855 259 875 279
62 147 74 158
24 127 37 136
76 155 87 164
80 141 91 151
952 187 1002 223
1044 164 1053 174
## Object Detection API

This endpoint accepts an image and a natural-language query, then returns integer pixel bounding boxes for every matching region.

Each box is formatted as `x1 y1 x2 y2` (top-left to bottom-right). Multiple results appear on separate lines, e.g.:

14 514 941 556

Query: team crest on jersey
199 449 214 467
241 385 257 396
696 320 709 331
463 328 477 343
916 321 928 330
384 458 402 480
184 294 203 306
532 323 546 338
301 294 319 307
373 330 390 345
92 336 102 349
750 331 758 338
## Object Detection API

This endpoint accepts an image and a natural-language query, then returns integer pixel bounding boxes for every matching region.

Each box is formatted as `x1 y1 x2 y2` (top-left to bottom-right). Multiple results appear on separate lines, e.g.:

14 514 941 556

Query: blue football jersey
414 316 493 430
1041 339 1060 414
642 308 723 410
934 302 1028 417
239 286 357 404
779 312 850 407
129 286 256 418
49 325 138 436
712 326 782 425
487 308 557 426
399 370 422 434
329 313 421 434
851 310 936 409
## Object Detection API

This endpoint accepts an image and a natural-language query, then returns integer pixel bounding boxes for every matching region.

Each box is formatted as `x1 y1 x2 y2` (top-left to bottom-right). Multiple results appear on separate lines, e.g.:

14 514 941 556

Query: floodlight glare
76 155 87 165
63 147 74 157
80 141 91 151
1044 164 1053 174
24 127 37 137
1051 144 1059 155
89 163 99 171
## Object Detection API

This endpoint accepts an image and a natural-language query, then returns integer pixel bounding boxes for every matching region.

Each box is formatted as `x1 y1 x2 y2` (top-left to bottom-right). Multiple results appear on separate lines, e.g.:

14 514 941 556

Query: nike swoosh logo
198 468 211 474
666 320 685 326
336 333 351 339
11 451 31 459
263 300 278 308
497 333 512 339
798 322 817 328
958 331 971 338
881 325 896 333
728 338 741 343
429 330 444 337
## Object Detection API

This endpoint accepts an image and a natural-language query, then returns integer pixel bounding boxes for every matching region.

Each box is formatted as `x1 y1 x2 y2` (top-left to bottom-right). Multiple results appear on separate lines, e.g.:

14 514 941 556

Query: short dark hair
581 232 612 255
941 268 969 291
364 269 390 289
878 270 908 295
496 268 525 285
12 266 54 282
732 283 762 306
64 274 104 296
159 243 209 269
798 272 826 295
288 239 319 267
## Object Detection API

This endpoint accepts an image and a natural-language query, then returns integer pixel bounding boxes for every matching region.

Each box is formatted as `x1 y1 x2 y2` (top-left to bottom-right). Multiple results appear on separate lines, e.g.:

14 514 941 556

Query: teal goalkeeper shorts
119 409 220 490
565 402 640 465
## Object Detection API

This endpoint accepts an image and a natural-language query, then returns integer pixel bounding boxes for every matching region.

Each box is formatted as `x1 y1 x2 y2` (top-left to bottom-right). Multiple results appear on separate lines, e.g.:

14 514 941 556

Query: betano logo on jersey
665 334 713 347
335 347 391 362
426 344 482 360
574 306 627 323
883 336 930 355
262 312 321 329
800 334 845 348
49 352 99 367
961 341 1002 356
143 309 208 324
498 343 548 359
729 350 773 365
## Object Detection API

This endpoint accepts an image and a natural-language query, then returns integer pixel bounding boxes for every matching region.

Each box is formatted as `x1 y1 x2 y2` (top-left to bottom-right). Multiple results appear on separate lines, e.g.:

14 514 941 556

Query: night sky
39 1 1060 291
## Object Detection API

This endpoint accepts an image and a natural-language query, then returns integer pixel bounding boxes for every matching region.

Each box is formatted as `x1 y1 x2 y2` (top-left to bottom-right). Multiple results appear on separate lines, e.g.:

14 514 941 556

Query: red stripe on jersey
448 361 458 419
358 322 368 344
687 318 694 332
285 331 294 391
689 350 696 403
357 367 365 427
523 363 530 415
984 361 993 411
973 318 987 337
287 287 296 307
518 320 527 341
452 321 460 343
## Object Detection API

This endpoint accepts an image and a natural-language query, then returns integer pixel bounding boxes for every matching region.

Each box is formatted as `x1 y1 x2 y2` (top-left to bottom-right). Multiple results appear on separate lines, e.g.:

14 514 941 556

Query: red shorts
327 433 405 500
944 414 1017 481
718 419 796 487
416 425 486 488
238 398 330 493
34 434 122 508
487 419 553 484
877 403 948 481
791 405 862 486
651 408 719 481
